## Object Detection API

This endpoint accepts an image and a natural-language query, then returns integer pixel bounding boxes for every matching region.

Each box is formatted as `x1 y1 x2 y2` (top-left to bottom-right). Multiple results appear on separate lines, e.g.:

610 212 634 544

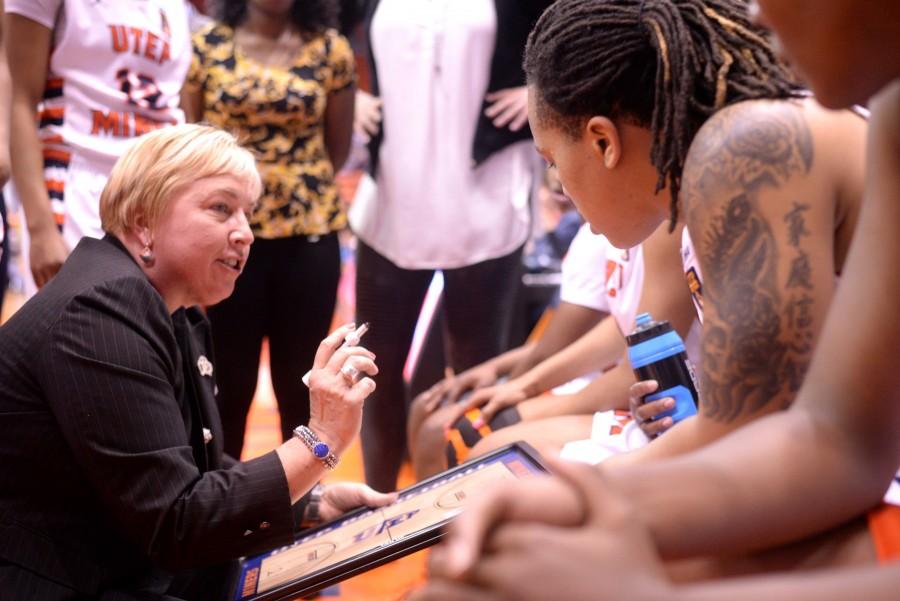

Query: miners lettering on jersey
90 109 176 138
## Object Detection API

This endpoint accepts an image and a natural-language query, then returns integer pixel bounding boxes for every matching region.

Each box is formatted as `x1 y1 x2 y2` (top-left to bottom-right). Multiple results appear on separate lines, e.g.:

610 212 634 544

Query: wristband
293 425 339 470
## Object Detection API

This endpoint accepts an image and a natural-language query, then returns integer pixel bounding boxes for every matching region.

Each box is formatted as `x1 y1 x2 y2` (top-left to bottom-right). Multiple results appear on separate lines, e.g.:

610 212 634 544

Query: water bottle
626 312 699 425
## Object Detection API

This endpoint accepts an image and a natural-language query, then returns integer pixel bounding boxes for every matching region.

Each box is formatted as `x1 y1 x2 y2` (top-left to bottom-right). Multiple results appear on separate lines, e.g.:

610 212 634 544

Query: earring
139 245 155 266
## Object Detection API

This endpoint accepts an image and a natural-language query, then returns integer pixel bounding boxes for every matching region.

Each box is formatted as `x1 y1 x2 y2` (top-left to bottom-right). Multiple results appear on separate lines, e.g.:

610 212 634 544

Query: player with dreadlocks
414 0 878 584
437 0 870 482
412 0 900 599
524 0 800 231
521 0 867 456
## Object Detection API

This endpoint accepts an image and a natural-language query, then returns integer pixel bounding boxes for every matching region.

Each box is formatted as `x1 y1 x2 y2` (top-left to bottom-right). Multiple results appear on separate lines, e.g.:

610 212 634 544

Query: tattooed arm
617 100 844 465
421 97 892 592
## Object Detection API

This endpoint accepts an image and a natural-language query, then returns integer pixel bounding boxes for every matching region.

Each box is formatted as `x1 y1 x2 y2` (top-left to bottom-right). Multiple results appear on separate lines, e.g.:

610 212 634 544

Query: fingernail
664 398 675 408
472 418 483 429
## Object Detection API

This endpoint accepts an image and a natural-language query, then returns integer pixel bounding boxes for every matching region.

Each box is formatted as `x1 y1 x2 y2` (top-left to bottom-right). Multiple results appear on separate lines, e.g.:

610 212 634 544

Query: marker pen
302 322 370 387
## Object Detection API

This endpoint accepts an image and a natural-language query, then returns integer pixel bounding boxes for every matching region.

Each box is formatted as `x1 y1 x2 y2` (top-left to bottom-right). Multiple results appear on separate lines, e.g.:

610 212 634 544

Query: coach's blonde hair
100 123 261 235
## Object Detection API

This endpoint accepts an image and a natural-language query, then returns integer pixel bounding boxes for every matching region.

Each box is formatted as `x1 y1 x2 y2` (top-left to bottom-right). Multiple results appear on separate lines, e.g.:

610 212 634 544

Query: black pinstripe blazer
0 236 295 599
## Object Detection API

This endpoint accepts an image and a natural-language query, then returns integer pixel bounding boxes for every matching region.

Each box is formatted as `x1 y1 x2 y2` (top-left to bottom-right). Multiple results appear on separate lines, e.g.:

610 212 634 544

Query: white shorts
559 409 649 465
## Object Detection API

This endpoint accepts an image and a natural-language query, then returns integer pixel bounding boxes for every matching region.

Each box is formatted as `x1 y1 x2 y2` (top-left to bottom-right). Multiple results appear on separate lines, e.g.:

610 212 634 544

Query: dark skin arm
509 302 607 379
430 86 900 574
409 301 604 434
415 460 900 601
179 76 203 124
5 12 68 287
323 84 355 171
676 565 900 601
515 220 696 421
618 98 857 463
454 312 620 426
584 99 880 557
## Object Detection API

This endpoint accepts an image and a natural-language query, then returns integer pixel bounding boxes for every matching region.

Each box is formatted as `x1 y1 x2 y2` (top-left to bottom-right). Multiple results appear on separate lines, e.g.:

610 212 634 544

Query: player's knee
421 411 448 451
411 414 448 469
407 393 436 443
469 430 506 458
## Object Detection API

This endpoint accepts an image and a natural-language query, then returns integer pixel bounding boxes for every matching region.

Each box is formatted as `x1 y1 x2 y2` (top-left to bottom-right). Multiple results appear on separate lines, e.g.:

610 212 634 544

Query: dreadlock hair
221 0 339 35
524 0 801 228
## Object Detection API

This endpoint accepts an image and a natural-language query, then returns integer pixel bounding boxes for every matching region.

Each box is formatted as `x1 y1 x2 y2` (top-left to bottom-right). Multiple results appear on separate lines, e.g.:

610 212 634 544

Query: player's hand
443 375 534 430
412 459 670 601
354 90 383 142
443 362 503 406
29 224 70 288
484 87 529 132
628 380 674 438
412 378 453 418
467 380 532 429
412 361 500 419
423 467 585 582
318 482 398 522
442 384 496 431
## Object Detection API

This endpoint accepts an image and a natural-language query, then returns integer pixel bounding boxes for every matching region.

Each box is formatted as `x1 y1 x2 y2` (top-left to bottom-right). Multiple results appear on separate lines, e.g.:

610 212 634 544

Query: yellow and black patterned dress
187 22 355 238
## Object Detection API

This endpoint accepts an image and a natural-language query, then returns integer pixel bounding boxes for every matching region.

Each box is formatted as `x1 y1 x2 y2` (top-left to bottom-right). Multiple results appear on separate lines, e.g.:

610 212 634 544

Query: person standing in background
4 0 190 291
351 0 553 492
182 0 356 458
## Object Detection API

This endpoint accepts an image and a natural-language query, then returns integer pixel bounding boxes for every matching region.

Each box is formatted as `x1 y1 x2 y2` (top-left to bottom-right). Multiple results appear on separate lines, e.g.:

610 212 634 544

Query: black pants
355 240 523 491
208 233 341 459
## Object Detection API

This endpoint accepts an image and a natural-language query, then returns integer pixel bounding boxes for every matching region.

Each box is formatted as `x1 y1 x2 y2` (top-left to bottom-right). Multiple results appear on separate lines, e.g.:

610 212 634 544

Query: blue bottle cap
635 313 653 327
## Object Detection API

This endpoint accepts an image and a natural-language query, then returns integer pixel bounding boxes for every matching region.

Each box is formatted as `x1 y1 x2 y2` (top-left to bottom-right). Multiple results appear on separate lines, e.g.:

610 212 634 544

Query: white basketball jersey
6 0 189 227
604 241 644 336
560 223 644 336
559 223 612 314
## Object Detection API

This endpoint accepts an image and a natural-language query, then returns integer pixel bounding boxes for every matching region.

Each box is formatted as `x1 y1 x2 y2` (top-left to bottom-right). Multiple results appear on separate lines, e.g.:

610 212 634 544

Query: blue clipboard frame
229 441 548 601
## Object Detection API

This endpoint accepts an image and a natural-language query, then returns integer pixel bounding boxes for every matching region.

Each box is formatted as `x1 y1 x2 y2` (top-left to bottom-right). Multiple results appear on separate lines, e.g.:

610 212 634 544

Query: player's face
527 87 666 250
752 0 900 107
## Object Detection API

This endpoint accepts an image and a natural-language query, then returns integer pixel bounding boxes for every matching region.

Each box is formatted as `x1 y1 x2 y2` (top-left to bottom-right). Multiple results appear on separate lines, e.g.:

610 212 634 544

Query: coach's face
147 175 255 310
752 0 900 107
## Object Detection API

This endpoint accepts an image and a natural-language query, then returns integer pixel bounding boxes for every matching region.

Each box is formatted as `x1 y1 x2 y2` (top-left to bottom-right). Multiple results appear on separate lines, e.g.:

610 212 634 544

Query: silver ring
340 363 360 384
